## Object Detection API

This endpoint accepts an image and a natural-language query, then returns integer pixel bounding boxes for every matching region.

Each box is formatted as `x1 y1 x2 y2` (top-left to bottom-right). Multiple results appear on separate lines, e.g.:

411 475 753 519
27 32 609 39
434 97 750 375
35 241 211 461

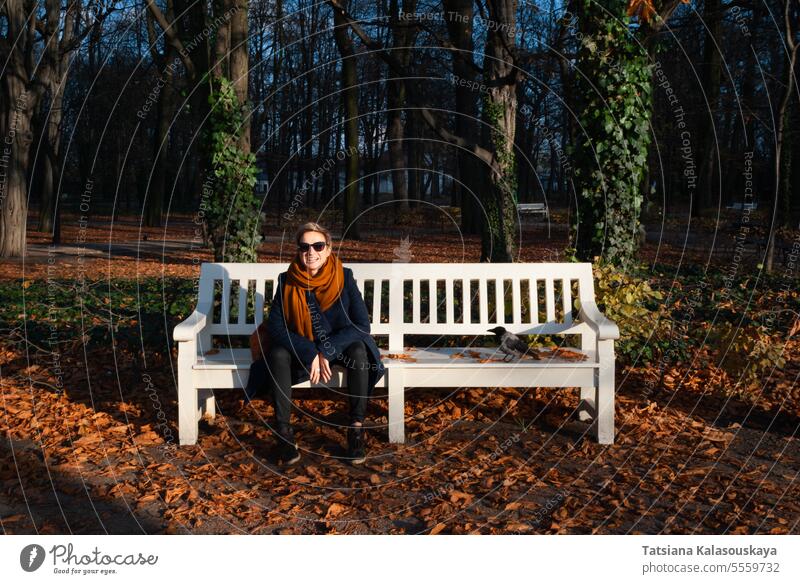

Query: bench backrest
196 262 596 349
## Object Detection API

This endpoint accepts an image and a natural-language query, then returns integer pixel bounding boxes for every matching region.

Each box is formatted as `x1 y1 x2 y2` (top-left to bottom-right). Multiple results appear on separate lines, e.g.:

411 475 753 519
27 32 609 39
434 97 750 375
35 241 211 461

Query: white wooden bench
517 202 549 219
173 262 619 446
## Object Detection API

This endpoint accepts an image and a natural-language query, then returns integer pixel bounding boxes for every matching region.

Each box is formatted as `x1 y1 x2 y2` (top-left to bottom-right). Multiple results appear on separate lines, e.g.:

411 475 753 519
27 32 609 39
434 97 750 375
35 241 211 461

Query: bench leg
179 382 199 445
388 368 405 443
596 340 615 445
579 333 595 422
199 388 215 419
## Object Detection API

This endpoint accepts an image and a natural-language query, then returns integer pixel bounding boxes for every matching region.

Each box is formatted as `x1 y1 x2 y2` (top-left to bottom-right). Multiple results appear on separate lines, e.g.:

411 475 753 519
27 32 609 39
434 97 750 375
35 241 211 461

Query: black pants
246 340 370 427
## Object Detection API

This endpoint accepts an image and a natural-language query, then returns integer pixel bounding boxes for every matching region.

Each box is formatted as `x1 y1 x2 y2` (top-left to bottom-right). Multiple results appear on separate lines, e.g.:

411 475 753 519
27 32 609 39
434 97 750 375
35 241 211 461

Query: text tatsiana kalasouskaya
642 546 777 559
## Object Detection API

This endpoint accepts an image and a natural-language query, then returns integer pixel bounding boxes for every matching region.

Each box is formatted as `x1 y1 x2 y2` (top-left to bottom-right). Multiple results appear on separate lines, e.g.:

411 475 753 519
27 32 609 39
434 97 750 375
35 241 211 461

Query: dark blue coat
266 267 385 390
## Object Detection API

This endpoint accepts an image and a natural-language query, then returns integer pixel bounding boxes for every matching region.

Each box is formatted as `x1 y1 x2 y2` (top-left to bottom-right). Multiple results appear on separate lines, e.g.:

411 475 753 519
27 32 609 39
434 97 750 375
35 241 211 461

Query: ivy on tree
569 0 653 272
204 77 262 263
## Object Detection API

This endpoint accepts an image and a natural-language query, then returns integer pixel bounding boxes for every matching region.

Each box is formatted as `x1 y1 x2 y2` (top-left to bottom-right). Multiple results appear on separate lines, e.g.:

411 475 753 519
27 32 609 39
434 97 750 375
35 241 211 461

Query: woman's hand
310 354 321 384
319 353 332 383
310 353 332 384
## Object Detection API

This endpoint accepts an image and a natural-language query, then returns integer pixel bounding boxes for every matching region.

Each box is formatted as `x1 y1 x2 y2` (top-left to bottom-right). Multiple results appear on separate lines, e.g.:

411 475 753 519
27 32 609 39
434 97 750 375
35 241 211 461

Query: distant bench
518 203 549 219
173 262 619 446
726 202 758 211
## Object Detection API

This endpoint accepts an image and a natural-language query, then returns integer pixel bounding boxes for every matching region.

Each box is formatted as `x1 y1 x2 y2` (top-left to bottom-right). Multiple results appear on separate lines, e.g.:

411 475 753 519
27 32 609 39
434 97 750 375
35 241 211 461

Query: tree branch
326 0 500 173
145 0 195 79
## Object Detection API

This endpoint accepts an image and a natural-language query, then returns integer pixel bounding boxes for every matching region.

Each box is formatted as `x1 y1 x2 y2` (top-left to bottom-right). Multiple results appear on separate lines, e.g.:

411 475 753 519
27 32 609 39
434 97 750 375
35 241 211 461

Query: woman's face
298 231 331 276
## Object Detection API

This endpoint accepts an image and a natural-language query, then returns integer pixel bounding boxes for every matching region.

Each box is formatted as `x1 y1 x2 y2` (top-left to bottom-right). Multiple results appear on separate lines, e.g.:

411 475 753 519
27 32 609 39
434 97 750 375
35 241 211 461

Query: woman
246 222 385 466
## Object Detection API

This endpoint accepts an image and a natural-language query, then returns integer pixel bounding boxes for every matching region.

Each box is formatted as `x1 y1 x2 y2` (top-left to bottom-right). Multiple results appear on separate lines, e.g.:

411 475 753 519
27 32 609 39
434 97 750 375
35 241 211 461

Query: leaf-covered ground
1 212 798 534
2 344 798 534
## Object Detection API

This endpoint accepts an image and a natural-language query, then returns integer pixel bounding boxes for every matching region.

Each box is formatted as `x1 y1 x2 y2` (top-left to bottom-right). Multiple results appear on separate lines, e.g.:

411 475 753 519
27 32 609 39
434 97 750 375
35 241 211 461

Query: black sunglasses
298 241 327 252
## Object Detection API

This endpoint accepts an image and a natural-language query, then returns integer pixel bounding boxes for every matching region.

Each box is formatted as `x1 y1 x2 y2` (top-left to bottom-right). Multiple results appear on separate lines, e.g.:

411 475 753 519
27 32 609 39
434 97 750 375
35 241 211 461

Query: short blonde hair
295 222 332 247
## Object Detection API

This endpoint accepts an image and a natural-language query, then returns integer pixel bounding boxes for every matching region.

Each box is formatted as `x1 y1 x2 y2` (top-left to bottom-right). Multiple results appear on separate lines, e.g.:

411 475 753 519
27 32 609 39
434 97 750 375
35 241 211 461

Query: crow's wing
503 333 530 354
497 342 514 356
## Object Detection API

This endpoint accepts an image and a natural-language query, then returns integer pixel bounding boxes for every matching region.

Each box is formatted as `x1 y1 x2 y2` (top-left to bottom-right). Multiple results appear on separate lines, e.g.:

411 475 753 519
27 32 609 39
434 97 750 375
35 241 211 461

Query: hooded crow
487 326 540 361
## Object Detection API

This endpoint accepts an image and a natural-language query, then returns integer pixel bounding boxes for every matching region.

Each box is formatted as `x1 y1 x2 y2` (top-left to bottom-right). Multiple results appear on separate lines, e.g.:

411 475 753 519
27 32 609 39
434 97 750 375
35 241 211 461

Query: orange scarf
283 253 344 341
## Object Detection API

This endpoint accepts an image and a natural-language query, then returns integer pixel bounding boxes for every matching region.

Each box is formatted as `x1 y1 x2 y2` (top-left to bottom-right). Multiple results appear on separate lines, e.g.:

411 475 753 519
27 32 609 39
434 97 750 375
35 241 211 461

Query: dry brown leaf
703 429 734 443
2 514 27 522
325 503 346 519
386 353 417 362
449 491 473 505
429 523 447 535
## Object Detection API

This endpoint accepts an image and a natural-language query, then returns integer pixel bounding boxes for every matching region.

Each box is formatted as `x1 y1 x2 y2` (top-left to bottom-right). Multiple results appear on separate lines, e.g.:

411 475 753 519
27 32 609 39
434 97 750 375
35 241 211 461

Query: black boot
346 425 366 465
274 423 301 465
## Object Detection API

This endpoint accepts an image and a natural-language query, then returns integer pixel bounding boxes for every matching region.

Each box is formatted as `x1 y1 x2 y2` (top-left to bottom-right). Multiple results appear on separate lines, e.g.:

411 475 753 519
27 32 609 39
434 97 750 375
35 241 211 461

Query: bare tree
333 1 361 238
443 0 482 234
34 1 87 236
766 0 799 273
0 0 108 256
387 0 417 210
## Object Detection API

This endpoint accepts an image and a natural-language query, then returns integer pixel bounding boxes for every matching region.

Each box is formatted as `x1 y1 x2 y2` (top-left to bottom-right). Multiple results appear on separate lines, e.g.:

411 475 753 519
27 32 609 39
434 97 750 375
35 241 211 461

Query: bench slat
479 279 488 323
220 275 230 324
530 279 539 324
238 280 248 325
430 280 437 324
255 278 266 324
462 279 471 324
413 279 420 324
495 278 504 324
512 278 521 324
193 347 597 370
372 279 381 325
563 278 573 324
545 278 556 323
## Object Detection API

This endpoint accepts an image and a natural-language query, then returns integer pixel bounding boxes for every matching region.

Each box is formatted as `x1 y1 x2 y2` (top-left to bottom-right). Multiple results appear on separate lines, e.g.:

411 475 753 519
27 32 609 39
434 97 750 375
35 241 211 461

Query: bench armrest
578 300 620 340
173 303 212 342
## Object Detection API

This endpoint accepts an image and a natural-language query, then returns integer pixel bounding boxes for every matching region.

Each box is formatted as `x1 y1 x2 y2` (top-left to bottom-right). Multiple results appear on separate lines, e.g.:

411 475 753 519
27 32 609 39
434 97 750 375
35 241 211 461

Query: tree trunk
230 0 250 151
406 110 422 204
35 1 79 237
1 0 86 256
386 0 416 210
146 65 177 227
144 4 178 228
479 0 519 262
0 77 33 257
693 0 723 217
333 4 361 239
570 0 652 270
766 0 798 273
35 93 65 235
444 0 482 235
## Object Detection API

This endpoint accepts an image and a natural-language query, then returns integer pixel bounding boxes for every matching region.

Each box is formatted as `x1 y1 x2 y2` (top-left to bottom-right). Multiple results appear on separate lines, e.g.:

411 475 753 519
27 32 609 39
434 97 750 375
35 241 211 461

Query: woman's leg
265 345 301 464
341 341 369 424
244 358 268 401
338 341 369 464
265 345 295 426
